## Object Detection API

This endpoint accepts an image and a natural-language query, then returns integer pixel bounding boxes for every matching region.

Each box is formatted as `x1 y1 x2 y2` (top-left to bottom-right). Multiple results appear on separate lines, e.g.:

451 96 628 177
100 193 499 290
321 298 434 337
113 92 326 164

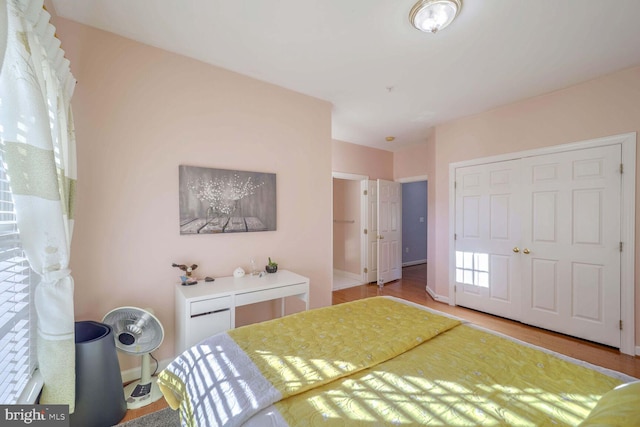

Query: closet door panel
454 160 522 320
520 144 621 347
532 191 558 243
530 258 559 313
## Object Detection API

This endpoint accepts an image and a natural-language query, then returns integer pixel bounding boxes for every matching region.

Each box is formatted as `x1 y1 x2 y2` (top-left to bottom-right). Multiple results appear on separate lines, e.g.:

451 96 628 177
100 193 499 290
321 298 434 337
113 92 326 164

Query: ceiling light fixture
386 136 396 142
409 0 462 34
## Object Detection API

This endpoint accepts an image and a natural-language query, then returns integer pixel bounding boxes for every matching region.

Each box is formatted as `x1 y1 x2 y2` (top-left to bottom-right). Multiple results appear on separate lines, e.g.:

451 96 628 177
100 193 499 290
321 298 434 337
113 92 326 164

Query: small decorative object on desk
173 263 199 286
265 257 278 273
233 267 246 278
249 257 260 276
172 263 198 277
180 275 198 286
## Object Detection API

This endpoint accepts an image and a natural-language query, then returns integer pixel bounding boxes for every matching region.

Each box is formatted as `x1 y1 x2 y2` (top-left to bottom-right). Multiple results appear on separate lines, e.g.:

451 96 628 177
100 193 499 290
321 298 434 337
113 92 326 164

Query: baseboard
402 259 427 267
426 285 449 304
121 357 173 384
636 346 640 356
333 269 361 281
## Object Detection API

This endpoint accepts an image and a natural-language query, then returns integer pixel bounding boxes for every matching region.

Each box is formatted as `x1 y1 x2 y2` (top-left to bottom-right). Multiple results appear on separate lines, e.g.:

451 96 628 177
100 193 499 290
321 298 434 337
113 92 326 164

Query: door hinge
454 233 457 240
454 181 457 189
620 241 623 252
364 228 368 235
620 163 624 174
454 285 457 292
364 267 368 274
363 189 368 196
620 320 623 330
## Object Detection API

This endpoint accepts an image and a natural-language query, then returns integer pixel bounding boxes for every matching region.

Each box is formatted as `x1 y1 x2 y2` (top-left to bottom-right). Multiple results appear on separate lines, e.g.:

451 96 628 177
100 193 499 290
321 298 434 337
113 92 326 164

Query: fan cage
103 307 164 355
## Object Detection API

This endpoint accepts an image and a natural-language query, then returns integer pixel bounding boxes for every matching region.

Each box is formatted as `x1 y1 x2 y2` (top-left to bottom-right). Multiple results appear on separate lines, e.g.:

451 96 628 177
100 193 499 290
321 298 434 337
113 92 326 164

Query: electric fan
103 307 165 409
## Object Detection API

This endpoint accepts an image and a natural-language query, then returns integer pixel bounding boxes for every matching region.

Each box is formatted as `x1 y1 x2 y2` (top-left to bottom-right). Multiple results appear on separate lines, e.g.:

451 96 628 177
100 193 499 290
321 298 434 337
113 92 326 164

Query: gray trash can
70 321 127 427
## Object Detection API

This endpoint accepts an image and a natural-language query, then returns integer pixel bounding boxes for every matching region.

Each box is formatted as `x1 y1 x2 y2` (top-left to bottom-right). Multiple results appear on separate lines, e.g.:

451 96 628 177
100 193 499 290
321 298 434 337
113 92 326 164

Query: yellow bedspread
229 296 461 398
273 324 625 426
158 297 460 427
158 297 635 426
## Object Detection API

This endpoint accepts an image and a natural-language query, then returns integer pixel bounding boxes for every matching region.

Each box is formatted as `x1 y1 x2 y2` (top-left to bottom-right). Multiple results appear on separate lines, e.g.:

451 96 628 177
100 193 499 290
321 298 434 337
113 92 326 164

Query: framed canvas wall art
179 165 276 234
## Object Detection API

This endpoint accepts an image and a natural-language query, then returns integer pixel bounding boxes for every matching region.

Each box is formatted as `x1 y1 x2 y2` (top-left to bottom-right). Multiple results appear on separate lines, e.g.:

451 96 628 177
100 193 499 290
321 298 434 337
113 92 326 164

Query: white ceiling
51 0 640 151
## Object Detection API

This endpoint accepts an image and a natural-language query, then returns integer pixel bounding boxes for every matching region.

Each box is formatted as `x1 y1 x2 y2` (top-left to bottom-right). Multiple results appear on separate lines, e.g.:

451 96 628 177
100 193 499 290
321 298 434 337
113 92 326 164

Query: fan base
124 377 163 410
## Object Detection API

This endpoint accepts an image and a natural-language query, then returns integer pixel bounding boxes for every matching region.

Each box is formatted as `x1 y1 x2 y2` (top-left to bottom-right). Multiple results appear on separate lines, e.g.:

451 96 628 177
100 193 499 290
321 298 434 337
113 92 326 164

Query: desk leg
281 297 285 317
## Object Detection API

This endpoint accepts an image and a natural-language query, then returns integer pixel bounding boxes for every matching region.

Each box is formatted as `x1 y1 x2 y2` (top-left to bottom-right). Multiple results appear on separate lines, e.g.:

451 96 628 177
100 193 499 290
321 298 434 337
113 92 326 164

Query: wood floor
119 263 639 423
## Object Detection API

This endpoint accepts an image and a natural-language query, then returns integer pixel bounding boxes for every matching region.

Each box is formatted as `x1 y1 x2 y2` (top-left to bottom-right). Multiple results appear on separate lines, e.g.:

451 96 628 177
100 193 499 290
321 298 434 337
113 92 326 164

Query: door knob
523 248 530 254
513 247 520 253
378 235 384 240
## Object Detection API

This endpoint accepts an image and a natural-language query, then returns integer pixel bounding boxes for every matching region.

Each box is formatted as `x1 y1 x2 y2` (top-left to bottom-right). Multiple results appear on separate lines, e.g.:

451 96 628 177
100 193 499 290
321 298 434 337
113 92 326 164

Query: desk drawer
189 310 231 346
190 295 232 317
235 282 308 307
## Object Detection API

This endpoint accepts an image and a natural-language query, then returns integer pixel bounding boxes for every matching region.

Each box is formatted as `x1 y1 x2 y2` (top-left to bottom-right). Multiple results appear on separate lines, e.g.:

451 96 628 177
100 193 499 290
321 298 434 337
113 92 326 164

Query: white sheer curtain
0 0 77 409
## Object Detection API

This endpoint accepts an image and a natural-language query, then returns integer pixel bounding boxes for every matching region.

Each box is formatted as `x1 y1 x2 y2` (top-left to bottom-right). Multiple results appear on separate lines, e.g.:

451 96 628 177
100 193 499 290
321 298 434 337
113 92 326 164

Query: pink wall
55 19 333 369
430 66 640 343
332 139 394 180
394 140 432 181
333 179 361 275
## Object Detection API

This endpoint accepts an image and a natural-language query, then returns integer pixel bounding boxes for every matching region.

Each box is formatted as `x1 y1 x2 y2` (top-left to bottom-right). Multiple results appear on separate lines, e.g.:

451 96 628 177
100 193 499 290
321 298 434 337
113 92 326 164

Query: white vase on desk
233 267 245 278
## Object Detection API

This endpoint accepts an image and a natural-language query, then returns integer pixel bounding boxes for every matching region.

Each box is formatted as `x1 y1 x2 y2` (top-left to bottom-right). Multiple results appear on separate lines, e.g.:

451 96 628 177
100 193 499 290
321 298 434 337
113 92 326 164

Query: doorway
398 176 429 291
332 174 425 290
332 172 368 290
401 181 427 267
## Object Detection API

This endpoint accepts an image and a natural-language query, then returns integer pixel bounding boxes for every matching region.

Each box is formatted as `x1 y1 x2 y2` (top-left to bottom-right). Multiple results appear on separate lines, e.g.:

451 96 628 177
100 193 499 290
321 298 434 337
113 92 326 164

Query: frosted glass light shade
409 0 462 33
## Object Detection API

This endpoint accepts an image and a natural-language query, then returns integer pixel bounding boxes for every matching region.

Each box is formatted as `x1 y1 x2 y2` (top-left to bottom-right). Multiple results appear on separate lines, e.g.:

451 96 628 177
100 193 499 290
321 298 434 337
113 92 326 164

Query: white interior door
454 160 522 319
377 180 402 285
520 145 621 347
366 180 378 283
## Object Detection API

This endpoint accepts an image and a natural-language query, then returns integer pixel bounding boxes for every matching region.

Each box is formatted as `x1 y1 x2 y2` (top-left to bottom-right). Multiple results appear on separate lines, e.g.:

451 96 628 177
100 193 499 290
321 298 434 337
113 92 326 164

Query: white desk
175 270 310 353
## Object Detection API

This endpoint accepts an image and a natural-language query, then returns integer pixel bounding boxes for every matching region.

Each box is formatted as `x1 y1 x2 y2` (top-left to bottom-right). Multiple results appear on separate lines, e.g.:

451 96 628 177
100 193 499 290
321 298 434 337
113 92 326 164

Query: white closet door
454 160 522 320
520 145 621 347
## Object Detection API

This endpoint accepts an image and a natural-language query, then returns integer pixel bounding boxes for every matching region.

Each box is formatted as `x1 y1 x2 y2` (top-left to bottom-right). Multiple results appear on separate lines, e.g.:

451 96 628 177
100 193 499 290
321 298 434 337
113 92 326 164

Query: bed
157 296 639 426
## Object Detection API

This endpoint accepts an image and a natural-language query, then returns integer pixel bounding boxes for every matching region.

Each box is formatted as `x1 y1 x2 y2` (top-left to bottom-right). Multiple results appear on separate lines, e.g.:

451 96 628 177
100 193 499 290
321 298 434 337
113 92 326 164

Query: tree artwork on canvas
179 165 276 234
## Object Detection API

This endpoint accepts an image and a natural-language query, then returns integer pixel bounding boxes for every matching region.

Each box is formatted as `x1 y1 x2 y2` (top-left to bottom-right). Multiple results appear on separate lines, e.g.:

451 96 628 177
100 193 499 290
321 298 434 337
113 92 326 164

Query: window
0 151 37 404
455 251 489 288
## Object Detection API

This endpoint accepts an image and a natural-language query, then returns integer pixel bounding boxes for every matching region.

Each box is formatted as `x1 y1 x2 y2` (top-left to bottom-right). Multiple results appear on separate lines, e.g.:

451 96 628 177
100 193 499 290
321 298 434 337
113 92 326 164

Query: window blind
0 153 35 404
